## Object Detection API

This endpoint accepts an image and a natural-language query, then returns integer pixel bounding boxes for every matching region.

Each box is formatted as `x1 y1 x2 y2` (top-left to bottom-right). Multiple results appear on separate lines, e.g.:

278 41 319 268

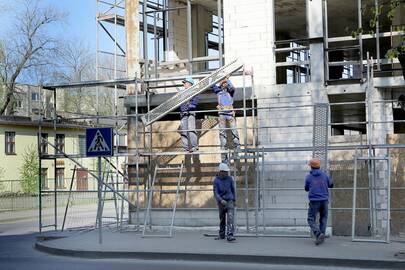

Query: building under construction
38 0 405 242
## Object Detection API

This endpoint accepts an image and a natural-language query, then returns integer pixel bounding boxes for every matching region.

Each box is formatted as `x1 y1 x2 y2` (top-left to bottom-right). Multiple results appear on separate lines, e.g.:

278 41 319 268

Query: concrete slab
35 229 405 269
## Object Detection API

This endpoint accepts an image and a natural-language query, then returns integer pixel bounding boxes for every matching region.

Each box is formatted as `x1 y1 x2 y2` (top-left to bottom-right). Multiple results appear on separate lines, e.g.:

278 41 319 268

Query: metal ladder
141 59 244 126
142 163 184 238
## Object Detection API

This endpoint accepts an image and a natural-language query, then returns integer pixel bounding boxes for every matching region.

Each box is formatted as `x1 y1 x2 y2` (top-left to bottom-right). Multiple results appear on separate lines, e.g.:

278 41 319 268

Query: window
55 134 65 154
15 100 22 108
41 168 48 189
31 92 40 101
56 168 64 189
39 133 48 155
5 132 16 155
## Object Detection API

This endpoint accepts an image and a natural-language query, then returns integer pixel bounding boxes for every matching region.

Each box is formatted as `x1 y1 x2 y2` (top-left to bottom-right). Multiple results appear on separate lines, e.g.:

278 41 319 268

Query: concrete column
306 0 325 84
125 0 141 224
125 0 140 95
223 0 276 93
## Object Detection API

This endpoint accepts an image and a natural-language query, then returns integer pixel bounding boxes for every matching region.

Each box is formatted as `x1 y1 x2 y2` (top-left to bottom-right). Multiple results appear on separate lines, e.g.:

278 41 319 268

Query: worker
179 76 199 152
305 158 333 245
212 77 240 162
213 163 236 242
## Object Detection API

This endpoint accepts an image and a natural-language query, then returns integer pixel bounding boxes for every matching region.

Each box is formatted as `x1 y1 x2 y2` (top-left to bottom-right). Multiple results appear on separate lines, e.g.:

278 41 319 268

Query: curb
35 241 405 269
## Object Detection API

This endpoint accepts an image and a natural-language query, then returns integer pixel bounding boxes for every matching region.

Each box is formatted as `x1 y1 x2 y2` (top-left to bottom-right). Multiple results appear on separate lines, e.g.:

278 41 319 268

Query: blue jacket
179 94 199 115
304 169 333 201
212 80 235 115
213 175 236 203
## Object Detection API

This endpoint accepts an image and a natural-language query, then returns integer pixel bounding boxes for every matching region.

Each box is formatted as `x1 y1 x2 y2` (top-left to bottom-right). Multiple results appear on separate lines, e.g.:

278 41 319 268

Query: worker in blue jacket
179 76 199 152
213 163 236 242
305 158 333 245
212 77 240 162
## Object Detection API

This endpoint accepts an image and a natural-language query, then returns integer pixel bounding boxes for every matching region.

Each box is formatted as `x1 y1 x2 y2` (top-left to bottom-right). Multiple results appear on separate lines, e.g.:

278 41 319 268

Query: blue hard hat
182 76 194 85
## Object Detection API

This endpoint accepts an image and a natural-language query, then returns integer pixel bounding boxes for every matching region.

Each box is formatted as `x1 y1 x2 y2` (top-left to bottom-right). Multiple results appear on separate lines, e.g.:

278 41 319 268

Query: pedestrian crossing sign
86 127 113 157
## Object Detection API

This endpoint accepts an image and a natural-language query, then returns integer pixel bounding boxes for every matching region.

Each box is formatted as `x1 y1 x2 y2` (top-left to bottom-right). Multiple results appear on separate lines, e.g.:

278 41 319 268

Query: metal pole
135 75 140 227
170 162 183 237
323 0 330 81
387 153 391 243
217 0 223 67
255 151 259 236
62 165 76 231
261 148 265 231
97 157 102 244
163 0 167 62
143 0 149 79
53 89 57 231
352 148 358 241
187 0 192 74
38 87 43 233
96 0 100 122
153 11 158 78
375 0 380 71
243 65 249 231
358 0 364 79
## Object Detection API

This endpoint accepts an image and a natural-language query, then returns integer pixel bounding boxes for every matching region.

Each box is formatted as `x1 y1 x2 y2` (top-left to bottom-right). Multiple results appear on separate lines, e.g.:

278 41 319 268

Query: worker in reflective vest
212 77 240 162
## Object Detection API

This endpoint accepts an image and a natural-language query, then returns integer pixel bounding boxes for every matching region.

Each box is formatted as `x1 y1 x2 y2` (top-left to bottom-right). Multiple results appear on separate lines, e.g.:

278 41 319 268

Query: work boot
315 233 325 245
227 236 236 242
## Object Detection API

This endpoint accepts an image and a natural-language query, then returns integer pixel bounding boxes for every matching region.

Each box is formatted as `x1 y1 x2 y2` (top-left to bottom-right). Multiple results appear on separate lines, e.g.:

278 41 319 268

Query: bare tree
0 0 65 115
53 39 95 114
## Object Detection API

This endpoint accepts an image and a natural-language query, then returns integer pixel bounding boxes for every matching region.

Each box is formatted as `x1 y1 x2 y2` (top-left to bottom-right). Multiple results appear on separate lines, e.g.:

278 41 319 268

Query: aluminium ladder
142 162 184 238
141 59 244 126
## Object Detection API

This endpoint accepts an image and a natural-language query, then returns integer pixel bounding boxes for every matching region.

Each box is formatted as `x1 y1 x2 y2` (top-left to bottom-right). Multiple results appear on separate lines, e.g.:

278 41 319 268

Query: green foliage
351 0 400 38
385 38 405 60
19 145 39 194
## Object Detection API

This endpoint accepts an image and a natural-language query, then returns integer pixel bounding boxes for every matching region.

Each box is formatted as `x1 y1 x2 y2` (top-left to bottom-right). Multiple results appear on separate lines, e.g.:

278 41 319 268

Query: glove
220 199 227 206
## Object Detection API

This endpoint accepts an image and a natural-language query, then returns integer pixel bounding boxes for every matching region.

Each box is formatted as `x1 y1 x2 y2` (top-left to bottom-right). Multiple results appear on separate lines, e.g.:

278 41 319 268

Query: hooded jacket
304 169 333 201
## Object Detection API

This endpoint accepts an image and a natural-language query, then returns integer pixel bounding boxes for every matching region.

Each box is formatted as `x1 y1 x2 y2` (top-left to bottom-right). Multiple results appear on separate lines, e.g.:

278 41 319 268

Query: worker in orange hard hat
305 158 333 245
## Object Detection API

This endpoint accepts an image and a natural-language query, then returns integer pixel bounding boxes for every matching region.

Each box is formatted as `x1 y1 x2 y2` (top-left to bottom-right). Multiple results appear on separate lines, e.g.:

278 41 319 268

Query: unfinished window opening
329 93 367 136
275 0 308 84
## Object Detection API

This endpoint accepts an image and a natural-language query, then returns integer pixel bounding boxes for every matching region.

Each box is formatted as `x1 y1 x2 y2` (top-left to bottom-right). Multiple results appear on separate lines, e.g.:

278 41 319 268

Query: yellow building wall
0 124 99 191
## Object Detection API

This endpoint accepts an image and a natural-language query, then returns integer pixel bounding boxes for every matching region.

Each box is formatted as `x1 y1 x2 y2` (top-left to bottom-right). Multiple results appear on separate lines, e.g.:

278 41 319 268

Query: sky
0 0 99 52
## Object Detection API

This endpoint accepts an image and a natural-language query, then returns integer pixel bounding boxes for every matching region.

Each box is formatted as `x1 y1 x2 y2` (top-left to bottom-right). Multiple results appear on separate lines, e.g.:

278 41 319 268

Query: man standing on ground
212 77 240 162
305 158 333 245
179 76 199 152
213 163 236 242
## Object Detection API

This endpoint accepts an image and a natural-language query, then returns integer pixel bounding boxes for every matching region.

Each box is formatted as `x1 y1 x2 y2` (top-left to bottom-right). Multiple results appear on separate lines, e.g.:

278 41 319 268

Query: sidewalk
35 229 405 269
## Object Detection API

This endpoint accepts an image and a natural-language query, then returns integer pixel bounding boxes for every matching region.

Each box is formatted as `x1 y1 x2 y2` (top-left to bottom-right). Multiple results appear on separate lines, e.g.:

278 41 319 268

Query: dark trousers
218 200 235 238
307 200 328 237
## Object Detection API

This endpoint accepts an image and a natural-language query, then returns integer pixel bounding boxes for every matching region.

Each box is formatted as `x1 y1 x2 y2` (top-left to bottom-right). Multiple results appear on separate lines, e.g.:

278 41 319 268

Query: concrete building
92 0 405 236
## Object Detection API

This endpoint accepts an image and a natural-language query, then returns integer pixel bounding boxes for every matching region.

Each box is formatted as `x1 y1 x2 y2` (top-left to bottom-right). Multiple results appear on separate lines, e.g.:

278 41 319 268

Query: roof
0 116 89 130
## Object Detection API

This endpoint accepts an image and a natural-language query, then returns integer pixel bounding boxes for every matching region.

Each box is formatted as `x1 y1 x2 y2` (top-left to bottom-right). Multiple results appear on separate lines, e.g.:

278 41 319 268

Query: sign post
86 127 113 244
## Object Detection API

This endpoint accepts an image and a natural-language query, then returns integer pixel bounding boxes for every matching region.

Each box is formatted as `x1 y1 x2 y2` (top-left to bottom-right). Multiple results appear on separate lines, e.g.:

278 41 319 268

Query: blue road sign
86 127 113 157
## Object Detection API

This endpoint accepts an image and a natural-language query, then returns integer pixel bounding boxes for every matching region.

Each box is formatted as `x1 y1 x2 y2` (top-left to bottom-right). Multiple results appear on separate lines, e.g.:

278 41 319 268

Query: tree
20 145 39 194
53 39 96 114
0 0 65 115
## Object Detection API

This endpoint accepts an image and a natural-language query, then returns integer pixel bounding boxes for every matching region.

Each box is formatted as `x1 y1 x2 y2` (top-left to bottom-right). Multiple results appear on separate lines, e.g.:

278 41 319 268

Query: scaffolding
35 0 405 246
